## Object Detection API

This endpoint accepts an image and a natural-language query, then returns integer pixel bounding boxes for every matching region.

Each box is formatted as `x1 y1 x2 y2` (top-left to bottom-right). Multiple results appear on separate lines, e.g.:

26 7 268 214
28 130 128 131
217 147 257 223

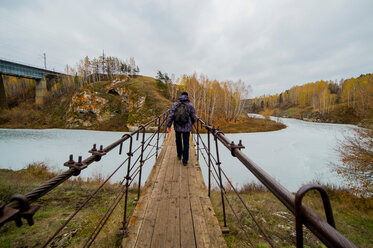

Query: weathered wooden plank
189 169 211 246
190 141 227 248
167 144 181 248
121 133 170 248
122 131 227 248
200 195 228 248
179 164 196 247
134 147 170 247
150 146 175 247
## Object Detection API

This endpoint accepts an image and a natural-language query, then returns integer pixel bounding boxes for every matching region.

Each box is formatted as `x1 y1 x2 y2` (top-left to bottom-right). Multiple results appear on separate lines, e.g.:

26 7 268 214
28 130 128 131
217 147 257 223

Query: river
0 117 356 192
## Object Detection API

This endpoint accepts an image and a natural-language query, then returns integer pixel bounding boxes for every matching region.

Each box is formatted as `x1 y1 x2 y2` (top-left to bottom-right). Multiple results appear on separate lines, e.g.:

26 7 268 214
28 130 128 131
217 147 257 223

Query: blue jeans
175 131 190 164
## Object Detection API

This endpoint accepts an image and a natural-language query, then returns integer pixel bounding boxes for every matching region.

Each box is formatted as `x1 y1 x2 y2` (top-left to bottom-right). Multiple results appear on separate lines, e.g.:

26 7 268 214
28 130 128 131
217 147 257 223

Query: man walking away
167 92 196 166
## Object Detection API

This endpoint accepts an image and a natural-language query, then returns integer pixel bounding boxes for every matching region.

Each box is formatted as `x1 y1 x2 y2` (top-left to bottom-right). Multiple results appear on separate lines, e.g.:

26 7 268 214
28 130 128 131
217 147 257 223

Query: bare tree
334 128 373 196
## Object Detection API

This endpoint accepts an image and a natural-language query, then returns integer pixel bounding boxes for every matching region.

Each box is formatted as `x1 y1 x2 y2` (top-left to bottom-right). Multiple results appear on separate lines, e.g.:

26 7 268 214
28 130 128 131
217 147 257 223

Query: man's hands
167 127 171 133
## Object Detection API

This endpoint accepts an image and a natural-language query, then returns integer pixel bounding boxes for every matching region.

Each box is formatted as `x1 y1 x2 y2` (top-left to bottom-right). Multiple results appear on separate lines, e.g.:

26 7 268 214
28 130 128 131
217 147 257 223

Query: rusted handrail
195 117 357 248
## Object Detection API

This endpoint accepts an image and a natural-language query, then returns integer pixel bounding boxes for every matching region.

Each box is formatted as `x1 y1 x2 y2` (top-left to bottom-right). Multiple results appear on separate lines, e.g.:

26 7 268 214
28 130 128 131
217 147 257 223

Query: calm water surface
197 116 355 191
0 129 163 184
0 117 356 192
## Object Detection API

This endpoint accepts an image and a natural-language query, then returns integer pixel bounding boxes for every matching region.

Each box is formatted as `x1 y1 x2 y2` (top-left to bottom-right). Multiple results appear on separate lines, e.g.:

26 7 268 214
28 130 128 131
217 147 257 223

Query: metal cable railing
194 137 270 246
206 156 255 247
0 111 169 247
193 117 357 248
192 122 275 247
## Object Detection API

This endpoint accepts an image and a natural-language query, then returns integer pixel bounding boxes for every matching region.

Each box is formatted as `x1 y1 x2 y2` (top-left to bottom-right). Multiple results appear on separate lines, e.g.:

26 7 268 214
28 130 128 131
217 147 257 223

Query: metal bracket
119 134 131 155
125 176 132 181
228 140 245 157
136 125 146 141
295 184 336 248
0 195 40 228
213 129 224 141
89 144 107 161
64 155 87 176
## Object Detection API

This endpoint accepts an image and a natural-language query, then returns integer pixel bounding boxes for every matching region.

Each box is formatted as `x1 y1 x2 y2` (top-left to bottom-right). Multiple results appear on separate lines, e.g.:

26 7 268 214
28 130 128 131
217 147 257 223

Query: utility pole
43 53 47 69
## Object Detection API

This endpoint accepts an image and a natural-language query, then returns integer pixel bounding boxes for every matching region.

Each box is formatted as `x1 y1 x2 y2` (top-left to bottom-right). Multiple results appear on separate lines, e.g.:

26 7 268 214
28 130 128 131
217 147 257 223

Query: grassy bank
219 115 286 133
197 115 286 134
2 165 371 247
0 164 137 248
265 103 373 128
210 184 373 247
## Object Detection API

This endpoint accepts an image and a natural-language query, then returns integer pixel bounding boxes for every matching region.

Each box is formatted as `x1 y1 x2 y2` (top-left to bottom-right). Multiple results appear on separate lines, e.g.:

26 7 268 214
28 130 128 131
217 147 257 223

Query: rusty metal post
165 113 168 140
207 128 212 197
295 184 336 248
196 119 200 161
137 126 146 200
214 129 227 227
123 135 133 230
156 117 160 159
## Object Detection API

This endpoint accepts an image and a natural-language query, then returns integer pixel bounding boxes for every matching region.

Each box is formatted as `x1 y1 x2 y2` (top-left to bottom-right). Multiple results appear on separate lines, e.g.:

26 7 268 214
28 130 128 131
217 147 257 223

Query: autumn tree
179 74 251 123
334 128 373 196
72 54 140 82
248 74 373 120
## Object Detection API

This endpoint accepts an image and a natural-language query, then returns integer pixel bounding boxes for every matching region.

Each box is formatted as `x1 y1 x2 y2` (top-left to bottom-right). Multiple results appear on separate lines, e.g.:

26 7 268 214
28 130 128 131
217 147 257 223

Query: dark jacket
167 94 196 132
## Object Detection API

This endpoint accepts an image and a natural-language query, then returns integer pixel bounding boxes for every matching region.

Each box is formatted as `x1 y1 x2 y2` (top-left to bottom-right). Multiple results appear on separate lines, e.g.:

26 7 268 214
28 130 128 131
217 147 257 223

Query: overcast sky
0 0 372 96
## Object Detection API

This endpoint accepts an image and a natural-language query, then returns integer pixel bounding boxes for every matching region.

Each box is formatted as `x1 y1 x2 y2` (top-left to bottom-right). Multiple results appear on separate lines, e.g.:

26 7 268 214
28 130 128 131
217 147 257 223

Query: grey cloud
0 0 372 96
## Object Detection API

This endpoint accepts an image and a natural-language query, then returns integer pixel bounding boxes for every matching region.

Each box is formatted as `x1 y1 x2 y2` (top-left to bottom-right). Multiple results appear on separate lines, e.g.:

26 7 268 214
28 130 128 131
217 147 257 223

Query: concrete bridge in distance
0 59 64 107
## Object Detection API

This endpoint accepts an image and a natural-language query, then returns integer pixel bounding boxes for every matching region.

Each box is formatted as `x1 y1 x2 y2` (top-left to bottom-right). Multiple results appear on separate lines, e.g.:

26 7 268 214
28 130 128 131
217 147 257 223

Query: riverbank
269 105 373 129
218 115 286 133
0 164 137 247
0 165 371 247
211 184 372 247
0 105 286 133
0 74 285 133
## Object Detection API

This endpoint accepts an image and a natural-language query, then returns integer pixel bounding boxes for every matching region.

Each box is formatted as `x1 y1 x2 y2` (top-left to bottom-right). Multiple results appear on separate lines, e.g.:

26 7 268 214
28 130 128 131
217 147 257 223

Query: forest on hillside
1 54 259 131
248 73 373 125
158 72 251 125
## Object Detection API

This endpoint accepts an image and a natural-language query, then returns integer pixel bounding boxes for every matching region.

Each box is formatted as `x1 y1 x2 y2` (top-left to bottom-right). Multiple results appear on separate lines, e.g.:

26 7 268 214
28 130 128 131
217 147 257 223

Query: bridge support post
0 74 7 109
35 77 47 104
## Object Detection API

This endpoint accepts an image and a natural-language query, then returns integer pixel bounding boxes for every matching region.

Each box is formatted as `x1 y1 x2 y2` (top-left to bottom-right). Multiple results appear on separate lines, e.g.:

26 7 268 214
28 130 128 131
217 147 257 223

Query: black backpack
174 102 189 125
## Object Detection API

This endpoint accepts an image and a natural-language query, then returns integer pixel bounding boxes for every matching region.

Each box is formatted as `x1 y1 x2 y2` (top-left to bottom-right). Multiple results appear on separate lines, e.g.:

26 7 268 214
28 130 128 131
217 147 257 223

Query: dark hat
181 92 188 96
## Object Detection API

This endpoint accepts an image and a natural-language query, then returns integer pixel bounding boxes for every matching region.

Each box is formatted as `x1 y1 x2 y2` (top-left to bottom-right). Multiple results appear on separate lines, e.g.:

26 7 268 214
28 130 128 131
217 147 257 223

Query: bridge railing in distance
192 117 357 248
0 110 170 248
0 58 65 78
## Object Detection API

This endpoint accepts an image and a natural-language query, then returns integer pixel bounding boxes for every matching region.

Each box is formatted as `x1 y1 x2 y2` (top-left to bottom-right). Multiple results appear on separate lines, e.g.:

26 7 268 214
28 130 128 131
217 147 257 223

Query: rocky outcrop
105 79 129 101
66 80 148 128
67 89 109 128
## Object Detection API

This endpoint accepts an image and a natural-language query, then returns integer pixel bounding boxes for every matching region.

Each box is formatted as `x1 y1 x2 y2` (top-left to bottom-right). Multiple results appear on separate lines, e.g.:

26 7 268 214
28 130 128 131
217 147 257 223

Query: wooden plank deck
122 131 227 248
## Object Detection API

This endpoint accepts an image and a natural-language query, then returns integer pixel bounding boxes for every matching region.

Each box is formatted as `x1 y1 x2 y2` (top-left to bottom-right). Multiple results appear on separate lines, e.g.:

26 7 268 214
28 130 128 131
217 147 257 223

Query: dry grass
216 115 286 133
210 184 373 248
0 164 137 248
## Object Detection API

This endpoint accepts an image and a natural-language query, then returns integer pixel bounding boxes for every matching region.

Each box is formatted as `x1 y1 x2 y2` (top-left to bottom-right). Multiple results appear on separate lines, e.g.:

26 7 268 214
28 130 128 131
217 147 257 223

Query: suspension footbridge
0 111 358 247
122 130 226 247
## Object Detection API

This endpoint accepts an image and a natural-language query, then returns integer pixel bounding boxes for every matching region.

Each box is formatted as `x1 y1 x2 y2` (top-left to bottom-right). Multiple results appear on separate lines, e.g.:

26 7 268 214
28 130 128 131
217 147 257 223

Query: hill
246 73 373 128
0 75 172 131
0 74 285 133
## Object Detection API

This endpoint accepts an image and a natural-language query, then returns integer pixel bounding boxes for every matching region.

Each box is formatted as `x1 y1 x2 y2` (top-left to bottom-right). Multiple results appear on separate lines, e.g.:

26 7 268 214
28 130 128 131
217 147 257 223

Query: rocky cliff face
66 79 147 128
67 89 108 127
